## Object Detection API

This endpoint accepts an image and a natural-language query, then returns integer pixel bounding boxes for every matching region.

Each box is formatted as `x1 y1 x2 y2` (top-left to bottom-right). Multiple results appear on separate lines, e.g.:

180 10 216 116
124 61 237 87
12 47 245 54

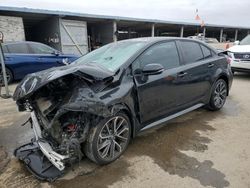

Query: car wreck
13 37 232 181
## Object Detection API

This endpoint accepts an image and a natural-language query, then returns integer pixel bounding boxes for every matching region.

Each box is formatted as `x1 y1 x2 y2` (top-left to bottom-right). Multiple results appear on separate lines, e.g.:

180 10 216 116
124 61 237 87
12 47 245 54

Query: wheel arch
4 65 14 80
110 103 137 138
216 74 229 96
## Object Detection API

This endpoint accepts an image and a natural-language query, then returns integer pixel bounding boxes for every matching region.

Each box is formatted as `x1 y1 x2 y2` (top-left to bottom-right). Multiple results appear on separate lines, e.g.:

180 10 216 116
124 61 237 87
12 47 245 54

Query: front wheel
207 79 228 111
84 113 131 165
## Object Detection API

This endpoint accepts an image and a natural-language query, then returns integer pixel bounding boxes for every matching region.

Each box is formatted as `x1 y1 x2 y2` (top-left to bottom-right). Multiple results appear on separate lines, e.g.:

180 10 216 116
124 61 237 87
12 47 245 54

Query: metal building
0 6 249 55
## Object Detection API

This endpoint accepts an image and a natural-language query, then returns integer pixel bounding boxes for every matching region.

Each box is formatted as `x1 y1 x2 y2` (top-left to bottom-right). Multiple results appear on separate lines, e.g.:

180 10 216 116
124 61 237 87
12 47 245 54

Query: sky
0 0 250 27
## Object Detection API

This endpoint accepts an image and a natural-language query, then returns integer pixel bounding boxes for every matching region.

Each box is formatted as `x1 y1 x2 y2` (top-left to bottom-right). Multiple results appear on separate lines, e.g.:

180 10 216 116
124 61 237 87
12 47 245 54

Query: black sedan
13 37 233 181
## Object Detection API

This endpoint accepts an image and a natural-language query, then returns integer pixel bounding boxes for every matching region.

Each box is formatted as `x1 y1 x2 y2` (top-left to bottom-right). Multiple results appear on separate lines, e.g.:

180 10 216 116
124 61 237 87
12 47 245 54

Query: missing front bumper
14 111 69 181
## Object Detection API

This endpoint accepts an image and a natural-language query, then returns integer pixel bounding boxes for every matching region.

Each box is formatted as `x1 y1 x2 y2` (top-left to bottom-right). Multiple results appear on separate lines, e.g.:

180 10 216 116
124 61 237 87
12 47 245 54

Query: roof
0 6 250 30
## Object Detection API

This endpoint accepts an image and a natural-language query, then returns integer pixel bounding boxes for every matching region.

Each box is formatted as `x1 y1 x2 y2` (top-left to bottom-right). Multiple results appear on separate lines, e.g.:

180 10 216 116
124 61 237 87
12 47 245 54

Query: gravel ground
0 73 250 188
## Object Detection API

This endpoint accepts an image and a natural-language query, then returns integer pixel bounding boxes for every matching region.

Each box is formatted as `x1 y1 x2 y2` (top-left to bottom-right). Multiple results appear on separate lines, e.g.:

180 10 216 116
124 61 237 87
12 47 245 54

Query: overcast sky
1 0 250 27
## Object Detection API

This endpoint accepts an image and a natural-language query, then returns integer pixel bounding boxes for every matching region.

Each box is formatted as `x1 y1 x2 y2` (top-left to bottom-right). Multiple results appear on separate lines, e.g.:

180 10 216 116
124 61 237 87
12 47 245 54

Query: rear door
133 41 182 125
176 40 215 108
3 43 40 79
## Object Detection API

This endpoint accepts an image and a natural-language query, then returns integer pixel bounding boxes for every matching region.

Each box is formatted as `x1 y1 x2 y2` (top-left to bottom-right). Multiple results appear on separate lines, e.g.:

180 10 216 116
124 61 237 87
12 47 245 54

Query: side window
135 41 180 70
5 43 29 54
29 43 55 54
180 41 203 64
200 45 212 59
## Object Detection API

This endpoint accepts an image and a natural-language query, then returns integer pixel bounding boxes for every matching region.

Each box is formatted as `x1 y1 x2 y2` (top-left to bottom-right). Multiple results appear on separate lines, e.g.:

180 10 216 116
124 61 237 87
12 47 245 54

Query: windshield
240 35 250 45
73 40 146 72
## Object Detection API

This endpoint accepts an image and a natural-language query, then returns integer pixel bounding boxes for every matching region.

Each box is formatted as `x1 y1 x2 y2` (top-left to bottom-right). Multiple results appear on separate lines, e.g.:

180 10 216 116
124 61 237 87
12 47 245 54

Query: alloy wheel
214 80 227 108
97 116 130 161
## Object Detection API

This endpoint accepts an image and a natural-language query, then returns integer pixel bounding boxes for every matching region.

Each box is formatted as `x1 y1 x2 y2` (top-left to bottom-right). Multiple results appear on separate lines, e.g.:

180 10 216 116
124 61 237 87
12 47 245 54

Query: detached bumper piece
14 112 69 181
14 142 64 181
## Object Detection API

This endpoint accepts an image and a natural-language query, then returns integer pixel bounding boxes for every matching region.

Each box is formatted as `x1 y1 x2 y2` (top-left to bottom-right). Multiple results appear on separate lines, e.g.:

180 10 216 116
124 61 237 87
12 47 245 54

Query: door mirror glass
142 63 164 75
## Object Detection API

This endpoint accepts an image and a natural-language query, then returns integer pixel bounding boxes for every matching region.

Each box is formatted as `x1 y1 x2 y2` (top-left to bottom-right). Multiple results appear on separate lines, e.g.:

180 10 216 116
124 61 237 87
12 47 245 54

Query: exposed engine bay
13 72 113 181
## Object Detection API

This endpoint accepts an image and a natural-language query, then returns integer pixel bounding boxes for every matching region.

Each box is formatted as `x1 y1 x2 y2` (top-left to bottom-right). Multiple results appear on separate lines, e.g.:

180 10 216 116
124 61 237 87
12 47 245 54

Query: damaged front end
13 64 115 181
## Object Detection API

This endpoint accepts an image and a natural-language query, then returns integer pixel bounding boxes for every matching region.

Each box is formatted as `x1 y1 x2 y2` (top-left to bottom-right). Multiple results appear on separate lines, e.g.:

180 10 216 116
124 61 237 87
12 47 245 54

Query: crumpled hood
228 45 250 53
13 63 114 101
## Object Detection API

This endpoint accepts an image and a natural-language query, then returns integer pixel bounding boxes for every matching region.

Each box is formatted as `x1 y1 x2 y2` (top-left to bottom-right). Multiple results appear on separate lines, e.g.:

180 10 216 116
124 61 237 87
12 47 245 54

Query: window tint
180 41 203 63
137 41 180 70
200 45 212 58
5 43 29 54
29 43 55 54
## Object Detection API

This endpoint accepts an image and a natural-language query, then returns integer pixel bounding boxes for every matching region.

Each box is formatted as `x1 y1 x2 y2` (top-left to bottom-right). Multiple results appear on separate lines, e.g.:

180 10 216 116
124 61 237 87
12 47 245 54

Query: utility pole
0 31 11 98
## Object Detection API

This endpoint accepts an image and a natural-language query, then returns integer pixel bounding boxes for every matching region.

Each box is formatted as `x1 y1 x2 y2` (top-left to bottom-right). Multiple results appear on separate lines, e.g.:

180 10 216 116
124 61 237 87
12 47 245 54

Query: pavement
0 73 250 188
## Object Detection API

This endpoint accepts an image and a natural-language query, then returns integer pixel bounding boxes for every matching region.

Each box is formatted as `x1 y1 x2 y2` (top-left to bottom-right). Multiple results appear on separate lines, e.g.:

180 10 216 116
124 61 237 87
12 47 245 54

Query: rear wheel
207 79 228 111
84 113 131 165
0 67 13 84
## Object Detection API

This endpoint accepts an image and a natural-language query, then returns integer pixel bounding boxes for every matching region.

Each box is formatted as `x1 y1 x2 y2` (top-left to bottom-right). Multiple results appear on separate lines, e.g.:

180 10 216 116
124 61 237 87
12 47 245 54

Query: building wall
0 15 25 42
95 22 114 45
59 19 88 55
28 17 61 51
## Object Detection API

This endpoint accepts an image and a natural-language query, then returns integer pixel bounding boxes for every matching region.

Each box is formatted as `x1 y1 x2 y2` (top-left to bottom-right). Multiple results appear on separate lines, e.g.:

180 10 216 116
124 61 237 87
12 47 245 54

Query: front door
133 41 182 126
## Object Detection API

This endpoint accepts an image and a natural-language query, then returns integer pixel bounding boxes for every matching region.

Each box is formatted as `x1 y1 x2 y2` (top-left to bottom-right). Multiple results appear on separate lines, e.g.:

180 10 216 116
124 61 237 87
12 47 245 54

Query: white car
227 35 250 73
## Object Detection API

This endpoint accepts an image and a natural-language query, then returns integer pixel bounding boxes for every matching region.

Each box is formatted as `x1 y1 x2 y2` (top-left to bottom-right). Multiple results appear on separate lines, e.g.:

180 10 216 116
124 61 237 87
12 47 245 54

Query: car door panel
174 60 211 107
134 68 180 125
4 54 43 80
133 41 182 126
175 40 213 109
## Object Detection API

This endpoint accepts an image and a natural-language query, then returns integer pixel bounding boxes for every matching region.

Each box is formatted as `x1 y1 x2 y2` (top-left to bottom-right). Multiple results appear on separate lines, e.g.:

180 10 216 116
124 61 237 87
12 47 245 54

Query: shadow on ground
54 104 237 188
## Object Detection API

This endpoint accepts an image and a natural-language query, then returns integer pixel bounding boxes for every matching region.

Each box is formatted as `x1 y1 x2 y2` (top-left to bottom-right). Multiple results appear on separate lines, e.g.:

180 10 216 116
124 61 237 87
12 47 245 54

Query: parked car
227 35 250 73
1 41 79 83
13 37 233 181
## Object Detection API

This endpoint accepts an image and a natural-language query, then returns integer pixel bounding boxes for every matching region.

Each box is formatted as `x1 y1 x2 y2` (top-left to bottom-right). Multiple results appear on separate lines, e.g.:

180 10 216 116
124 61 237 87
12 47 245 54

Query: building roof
0 5 249 30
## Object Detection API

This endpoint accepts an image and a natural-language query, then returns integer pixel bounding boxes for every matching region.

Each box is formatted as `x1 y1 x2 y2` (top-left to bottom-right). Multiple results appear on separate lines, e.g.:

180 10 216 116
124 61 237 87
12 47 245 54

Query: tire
84 112 131 165
207 79 228 111
0 67 13 84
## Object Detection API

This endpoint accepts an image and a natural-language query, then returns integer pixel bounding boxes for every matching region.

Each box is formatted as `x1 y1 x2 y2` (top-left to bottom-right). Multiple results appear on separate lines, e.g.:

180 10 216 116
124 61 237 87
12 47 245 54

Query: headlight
227 52 234 59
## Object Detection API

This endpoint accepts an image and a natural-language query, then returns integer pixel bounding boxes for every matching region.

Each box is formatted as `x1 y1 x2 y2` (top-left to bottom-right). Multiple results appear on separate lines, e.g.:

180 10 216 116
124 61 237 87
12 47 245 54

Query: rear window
180 41 203 64
4 43 29 54
200 45 212 59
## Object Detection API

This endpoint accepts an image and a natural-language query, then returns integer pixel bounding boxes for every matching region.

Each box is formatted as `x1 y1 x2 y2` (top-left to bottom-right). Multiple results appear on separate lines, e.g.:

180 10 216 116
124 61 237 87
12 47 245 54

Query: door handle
177 72 188 77
208 63 214 68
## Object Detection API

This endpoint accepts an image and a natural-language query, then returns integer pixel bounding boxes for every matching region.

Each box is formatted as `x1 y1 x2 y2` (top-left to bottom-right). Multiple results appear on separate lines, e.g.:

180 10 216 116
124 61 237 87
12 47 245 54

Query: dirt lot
0 73 250 188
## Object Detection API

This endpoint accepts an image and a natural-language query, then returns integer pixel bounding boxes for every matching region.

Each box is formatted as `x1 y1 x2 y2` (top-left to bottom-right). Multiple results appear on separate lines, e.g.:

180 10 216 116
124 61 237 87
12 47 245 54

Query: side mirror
142 64 164 75
52 50 60 56
234 40 240 45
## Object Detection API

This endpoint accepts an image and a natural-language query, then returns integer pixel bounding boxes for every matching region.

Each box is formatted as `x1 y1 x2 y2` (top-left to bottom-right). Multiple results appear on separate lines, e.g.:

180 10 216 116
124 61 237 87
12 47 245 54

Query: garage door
59 19 88 55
